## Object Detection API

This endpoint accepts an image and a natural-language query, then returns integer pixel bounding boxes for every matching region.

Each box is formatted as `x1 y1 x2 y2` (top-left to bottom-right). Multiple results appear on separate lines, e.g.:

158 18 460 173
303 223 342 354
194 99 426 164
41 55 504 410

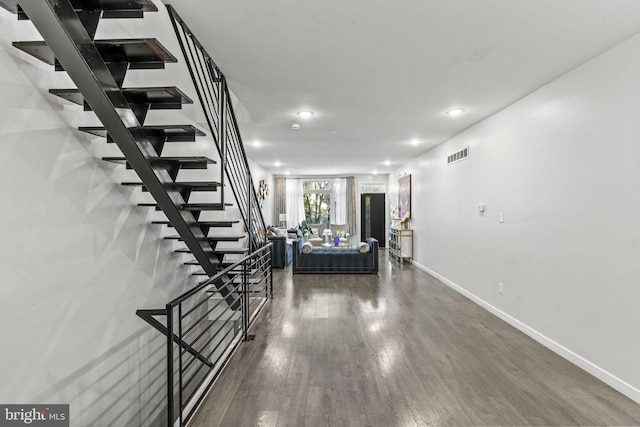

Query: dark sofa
292 238 379 274
267 235 293 268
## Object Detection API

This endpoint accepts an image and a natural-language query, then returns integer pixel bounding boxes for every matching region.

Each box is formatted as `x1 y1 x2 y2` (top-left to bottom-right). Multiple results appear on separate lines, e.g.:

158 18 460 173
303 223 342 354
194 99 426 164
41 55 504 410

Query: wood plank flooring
189 251 640 426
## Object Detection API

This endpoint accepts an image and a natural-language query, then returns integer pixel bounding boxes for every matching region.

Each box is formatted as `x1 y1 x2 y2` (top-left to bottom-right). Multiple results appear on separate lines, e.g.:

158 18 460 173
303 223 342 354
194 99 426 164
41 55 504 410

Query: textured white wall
247 159 275 226
389 33 640 402
0 6 217 426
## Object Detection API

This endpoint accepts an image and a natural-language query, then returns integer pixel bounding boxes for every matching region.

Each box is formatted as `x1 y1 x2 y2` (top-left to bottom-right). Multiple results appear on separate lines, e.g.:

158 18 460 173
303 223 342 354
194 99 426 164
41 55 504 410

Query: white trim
411 260 640 405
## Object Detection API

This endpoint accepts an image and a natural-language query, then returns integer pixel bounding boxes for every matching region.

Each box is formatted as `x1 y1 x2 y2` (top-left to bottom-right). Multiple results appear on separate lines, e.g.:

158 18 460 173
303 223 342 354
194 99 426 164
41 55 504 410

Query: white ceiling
165 0 640 176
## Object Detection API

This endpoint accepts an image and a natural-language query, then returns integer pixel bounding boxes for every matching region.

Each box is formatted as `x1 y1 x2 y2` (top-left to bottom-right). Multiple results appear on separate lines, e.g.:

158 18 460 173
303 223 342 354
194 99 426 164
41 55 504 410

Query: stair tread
122 181 220 187
103 156 216 167
13 39 176 67
185 259 251 266
81 124 206 141
138 202 232 211
175 247 248 254
0 0 157 15
181 203 233 211
152 220 238 227
76 0 157 13
51 86 193 108
122 181 220 191
164 235 245 242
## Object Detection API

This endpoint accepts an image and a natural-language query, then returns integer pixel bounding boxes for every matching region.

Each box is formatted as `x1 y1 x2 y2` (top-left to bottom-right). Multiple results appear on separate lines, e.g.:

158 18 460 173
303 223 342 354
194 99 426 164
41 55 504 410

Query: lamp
279 213 287 228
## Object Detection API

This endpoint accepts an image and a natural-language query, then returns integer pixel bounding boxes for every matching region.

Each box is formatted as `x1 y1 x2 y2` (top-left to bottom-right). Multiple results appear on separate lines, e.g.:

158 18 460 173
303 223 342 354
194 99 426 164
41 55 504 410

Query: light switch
499 211 504 223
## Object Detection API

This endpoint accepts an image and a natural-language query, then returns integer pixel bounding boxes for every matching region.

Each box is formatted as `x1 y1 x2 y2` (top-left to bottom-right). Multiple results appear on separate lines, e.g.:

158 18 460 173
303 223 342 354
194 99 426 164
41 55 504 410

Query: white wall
0 6 222 426
247 159 275 226
389 33 640 402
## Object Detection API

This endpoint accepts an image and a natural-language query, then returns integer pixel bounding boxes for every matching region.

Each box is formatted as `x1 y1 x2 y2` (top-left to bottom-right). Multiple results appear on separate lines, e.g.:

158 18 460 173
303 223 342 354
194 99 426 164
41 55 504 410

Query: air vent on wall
447 147 469 165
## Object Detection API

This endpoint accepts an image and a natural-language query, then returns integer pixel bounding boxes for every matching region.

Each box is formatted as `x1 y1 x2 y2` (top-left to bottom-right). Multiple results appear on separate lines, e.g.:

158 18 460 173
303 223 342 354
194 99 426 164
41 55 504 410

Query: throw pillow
301 242 313 254
358 242 370 253
276 228 287 237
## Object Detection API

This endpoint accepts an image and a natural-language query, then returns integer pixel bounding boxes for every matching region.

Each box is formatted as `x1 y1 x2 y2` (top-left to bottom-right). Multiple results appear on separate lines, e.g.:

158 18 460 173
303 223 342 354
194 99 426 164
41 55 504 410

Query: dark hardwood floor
190 250 640 426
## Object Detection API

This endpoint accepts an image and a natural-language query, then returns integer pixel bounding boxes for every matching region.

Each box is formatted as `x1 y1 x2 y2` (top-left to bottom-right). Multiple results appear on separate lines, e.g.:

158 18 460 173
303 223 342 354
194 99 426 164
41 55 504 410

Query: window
360 183 386 193
303 180 331 227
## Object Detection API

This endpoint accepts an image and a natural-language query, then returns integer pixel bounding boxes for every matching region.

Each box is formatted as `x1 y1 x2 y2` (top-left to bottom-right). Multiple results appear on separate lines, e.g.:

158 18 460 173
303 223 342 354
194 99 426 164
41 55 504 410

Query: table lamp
279 213 287 228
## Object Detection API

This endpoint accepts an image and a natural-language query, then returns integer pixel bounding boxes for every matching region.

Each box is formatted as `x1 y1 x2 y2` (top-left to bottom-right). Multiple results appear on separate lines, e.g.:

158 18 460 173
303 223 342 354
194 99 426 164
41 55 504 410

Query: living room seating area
306 223 351 247
292 237 379 274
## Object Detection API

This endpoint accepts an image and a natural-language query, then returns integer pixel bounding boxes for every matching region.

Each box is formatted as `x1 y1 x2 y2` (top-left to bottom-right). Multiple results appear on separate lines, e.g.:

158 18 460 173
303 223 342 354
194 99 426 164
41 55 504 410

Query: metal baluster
242 259 249 341
166 304 174 424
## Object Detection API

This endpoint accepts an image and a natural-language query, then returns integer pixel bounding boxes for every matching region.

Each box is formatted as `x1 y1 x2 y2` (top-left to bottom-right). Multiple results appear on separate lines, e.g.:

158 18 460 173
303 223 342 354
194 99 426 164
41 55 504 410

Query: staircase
4 0 267 285
4 2 273 424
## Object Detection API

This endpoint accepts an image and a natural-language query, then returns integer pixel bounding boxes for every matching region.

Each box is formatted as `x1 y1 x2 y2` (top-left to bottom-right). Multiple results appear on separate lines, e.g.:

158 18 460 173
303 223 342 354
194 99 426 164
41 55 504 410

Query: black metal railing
167 5 266 252
137 243 273 426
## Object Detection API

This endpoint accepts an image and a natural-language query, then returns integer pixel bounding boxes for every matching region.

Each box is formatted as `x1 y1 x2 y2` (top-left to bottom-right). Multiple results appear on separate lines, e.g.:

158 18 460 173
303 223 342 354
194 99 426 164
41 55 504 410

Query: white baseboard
412 260 640 405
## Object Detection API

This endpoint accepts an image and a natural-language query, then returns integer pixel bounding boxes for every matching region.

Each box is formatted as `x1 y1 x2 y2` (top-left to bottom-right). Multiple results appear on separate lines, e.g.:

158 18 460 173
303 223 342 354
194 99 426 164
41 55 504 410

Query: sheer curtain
285 178 305 228
275 177 286 225
333 178 347 224
346 176 357 237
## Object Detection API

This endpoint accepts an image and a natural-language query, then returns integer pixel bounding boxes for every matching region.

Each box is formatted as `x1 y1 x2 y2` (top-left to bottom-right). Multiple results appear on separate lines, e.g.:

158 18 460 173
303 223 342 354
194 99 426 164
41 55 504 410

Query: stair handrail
166 5 267 252
137 242 273 426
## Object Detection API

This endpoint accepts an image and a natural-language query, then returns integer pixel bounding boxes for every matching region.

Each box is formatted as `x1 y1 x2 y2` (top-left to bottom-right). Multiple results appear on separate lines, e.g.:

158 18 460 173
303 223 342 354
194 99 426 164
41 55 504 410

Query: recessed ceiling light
373 170 378 175
285 170 290 176
252 140 262 147
274 161 281 167
297 111 314 118
446 108 466 116
291 123 300 130
410 139 420 145
330 130 337 134
384 160 391 166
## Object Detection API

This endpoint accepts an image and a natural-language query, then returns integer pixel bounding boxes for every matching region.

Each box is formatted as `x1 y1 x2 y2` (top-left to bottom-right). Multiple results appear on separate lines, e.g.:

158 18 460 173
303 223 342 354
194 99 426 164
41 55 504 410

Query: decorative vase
333 236 340 246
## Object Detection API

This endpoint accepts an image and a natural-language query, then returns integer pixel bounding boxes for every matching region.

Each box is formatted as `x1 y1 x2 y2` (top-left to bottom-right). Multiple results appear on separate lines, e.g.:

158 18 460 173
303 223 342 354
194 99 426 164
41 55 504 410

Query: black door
361 193 385 247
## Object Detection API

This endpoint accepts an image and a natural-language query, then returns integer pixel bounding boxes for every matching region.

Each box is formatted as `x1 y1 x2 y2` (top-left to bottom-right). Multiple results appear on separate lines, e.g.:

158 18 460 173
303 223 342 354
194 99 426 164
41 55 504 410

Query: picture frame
258 180 268 208
398 174 411 219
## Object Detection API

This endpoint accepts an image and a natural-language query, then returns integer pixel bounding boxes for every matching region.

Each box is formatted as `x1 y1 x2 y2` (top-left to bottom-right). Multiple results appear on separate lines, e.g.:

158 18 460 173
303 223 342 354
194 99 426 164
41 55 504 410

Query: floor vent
447 147 469 165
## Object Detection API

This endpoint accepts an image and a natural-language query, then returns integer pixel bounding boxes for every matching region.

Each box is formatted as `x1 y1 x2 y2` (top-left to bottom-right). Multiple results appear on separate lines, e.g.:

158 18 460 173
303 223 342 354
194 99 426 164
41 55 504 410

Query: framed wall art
398 174 411 219
258 180 268 208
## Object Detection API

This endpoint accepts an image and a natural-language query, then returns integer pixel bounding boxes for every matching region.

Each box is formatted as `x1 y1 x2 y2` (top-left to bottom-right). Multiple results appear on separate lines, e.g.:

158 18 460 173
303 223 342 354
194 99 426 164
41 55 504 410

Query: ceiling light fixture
373 170 378 175
252 140 262 147
297 111 314 118
285 170 290 176
410 139 420 145
291 123 300 130
274 161 281 167
446 108 466 116
384 160 391 166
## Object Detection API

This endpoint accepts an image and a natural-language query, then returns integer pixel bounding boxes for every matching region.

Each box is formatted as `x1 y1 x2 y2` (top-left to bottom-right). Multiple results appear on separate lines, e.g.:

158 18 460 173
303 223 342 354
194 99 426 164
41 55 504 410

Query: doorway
361 193 385 247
